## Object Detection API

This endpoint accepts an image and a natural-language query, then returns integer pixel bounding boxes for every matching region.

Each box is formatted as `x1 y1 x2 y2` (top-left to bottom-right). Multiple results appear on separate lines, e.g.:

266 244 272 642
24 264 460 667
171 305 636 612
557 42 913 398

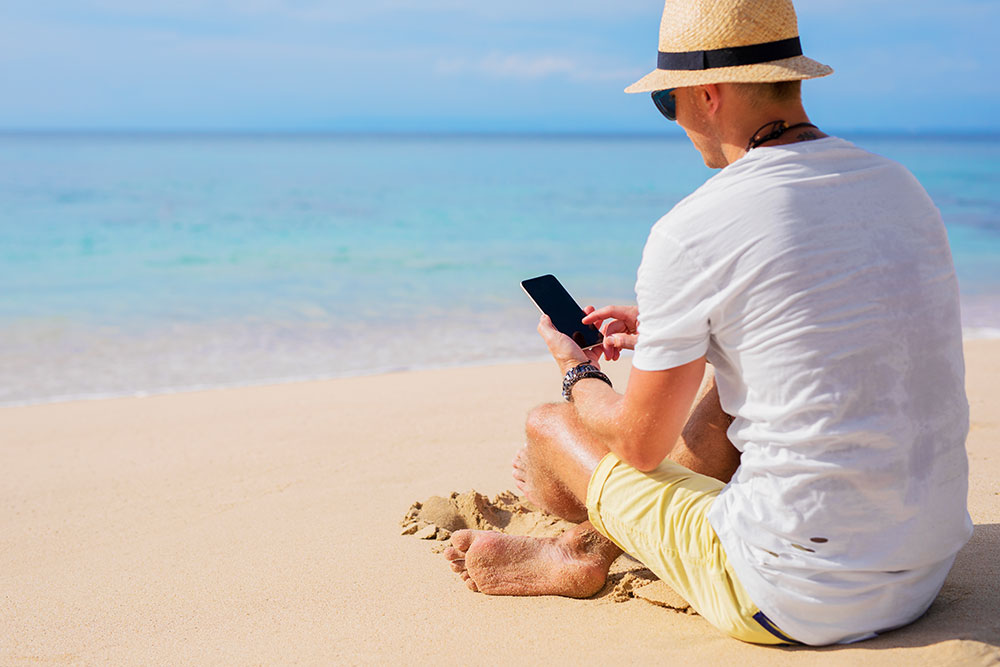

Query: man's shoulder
653 161 760 236
737 136 910 182
652 136 927 242
685 137 919 209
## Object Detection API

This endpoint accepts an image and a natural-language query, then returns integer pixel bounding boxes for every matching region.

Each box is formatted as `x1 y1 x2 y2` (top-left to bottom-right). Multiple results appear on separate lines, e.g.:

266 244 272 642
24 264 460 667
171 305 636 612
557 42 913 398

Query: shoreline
0 352 561 409
6 326 1000 409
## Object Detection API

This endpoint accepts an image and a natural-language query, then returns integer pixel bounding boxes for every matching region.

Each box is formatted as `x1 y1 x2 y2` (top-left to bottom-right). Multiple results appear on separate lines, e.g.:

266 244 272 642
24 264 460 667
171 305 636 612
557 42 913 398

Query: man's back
632 137 973 644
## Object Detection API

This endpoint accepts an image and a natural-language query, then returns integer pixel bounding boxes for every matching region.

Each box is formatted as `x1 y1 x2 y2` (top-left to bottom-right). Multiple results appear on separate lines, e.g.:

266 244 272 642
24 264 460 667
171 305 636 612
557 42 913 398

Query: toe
462 573 479 593
449 529 475 552
443 546 465 562
449 559 466 573
513 446 528 467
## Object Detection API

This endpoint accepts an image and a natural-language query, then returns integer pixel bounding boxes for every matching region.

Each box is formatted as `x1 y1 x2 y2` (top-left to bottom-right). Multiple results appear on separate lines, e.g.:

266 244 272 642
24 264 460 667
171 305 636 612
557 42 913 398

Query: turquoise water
2 133 998 405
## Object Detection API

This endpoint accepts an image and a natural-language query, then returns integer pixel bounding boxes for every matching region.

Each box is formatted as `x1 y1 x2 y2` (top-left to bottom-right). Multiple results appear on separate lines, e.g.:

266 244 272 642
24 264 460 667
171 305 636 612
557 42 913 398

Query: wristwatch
562 362 613 402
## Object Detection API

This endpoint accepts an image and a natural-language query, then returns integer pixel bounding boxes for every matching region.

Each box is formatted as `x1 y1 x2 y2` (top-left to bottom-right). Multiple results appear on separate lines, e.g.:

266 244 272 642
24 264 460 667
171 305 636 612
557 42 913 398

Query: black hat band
657 36 802 71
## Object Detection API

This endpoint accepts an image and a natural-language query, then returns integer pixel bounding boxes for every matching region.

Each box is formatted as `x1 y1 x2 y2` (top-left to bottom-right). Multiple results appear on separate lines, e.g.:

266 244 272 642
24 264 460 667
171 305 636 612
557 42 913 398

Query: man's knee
525 402 571 448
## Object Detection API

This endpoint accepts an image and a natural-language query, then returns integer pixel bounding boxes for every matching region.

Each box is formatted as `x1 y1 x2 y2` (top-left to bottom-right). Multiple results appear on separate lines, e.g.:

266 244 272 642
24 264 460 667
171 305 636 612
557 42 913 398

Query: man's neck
718 104 825 165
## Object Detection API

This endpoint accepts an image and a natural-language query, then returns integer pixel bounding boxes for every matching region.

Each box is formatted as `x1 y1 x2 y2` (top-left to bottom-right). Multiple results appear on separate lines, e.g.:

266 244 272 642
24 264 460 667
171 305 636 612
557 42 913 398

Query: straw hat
625 0 832 93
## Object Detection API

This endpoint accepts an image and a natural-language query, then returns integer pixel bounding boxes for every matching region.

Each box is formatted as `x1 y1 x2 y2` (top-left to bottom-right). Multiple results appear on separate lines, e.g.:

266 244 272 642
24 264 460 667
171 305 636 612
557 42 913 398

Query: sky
1 0 998 134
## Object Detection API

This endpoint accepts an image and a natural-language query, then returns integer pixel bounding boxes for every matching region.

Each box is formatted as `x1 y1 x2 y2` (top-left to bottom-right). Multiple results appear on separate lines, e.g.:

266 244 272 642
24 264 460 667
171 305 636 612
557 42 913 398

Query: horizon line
2 128 1000 140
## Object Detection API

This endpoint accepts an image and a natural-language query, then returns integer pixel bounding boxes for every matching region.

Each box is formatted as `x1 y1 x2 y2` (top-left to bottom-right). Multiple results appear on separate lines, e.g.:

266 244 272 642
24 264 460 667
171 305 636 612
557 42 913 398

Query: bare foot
443 526 617 598
511 446 539 506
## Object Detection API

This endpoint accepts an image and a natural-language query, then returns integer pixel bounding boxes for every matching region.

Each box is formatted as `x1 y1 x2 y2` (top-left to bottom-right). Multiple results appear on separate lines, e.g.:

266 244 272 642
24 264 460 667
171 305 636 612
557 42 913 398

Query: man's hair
730 80 802 106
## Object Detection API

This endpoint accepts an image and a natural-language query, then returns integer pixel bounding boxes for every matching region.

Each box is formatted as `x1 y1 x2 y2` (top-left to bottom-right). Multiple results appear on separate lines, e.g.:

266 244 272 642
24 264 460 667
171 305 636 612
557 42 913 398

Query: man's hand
582 305 639 362
540 302 705 473
537 307 603 375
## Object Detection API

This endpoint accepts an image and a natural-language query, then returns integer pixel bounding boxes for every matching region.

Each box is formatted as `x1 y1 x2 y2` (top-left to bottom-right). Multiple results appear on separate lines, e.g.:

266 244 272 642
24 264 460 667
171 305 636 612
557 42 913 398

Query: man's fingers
604 320 630 337
537 314 570 347
581 305 602 330
582 305 638 326
603 336 616 361
537 314 590 371
602 333 639 359
582 306 618 324
537 314 558 338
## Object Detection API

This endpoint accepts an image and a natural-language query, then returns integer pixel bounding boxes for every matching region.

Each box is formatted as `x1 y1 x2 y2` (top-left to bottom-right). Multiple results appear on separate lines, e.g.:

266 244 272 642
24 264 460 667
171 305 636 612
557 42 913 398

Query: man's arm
570 359 706 472
537 313 706 472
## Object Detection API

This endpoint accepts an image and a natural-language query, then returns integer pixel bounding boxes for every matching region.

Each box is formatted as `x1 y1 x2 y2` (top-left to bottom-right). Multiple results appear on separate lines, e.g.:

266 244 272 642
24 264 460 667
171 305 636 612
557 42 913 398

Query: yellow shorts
586 453 796 645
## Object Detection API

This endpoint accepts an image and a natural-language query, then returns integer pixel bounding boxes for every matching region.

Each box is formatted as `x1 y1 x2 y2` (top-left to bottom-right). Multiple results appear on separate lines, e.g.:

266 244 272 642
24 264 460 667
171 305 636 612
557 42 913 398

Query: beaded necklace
746 120 819 151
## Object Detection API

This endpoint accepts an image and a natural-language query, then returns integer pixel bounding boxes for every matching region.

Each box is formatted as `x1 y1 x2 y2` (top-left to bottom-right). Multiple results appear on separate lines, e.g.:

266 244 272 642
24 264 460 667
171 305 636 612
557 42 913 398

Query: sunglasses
651 88 677 122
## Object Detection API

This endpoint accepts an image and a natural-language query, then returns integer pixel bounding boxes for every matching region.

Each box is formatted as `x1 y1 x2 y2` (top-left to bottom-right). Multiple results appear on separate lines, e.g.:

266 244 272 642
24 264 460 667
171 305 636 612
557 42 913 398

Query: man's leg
510 366 737 514
669 367 740 483
445 366 739 597
445 401 620 597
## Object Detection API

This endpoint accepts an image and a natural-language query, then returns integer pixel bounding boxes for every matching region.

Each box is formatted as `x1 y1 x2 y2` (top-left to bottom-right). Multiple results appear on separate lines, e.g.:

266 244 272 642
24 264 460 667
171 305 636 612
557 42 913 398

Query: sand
2 341 998 665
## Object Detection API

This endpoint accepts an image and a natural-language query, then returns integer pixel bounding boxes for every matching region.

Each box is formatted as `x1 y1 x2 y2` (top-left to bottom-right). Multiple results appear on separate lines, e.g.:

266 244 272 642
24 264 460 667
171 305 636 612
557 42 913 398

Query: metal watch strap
562 362 613 402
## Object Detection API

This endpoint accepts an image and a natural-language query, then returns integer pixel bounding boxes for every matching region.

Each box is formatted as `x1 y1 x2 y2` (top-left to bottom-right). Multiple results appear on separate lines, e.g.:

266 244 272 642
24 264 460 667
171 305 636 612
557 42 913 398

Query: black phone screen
521 274 604 350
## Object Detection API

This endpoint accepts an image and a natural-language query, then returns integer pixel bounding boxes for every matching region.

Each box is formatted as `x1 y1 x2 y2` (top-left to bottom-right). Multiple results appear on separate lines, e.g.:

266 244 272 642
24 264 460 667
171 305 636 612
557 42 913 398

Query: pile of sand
400 490 571 541
401 489 694 612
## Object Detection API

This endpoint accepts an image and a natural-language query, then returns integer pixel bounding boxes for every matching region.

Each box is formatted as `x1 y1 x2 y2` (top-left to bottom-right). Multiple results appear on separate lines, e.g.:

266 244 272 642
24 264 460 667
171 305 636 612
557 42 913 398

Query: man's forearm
567 358 707 472
572 378 625 458
567 377 653 470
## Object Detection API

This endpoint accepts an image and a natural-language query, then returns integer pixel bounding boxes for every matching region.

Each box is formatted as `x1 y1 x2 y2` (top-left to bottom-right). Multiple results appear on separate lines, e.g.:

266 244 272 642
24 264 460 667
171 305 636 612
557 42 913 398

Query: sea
2 132 999 406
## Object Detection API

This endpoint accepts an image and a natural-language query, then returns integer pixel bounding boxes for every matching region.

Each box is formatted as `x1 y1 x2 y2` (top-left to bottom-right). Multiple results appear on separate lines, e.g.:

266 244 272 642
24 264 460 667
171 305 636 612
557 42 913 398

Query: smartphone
520 274 604 350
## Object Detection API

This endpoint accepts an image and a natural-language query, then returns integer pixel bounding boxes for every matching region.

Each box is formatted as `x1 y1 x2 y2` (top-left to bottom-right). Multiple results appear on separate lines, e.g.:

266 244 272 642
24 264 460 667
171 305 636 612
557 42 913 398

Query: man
443 0 972 646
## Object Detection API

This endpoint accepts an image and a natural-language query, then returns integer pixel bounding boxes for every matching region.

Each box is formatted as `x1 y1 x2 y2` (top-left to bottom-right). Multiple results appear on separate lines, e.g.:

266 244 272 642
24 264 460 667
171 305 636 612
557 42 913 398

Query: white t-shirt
632 137 973 646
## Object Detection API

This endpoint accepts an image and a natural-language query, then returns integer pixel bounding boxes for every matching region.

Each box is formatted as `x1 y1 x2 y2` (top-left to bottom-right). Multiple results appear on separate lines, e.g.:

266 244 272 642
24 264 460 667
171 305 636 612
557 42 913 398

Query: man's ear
700 84 722 116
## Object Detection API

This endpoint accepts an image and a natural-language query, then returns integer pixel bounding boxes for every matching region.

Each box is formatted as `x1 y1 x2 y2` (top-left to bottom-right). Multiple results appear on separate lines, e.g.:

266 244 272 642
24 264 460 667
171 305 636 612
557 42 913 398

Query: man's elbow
615 439 666 473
